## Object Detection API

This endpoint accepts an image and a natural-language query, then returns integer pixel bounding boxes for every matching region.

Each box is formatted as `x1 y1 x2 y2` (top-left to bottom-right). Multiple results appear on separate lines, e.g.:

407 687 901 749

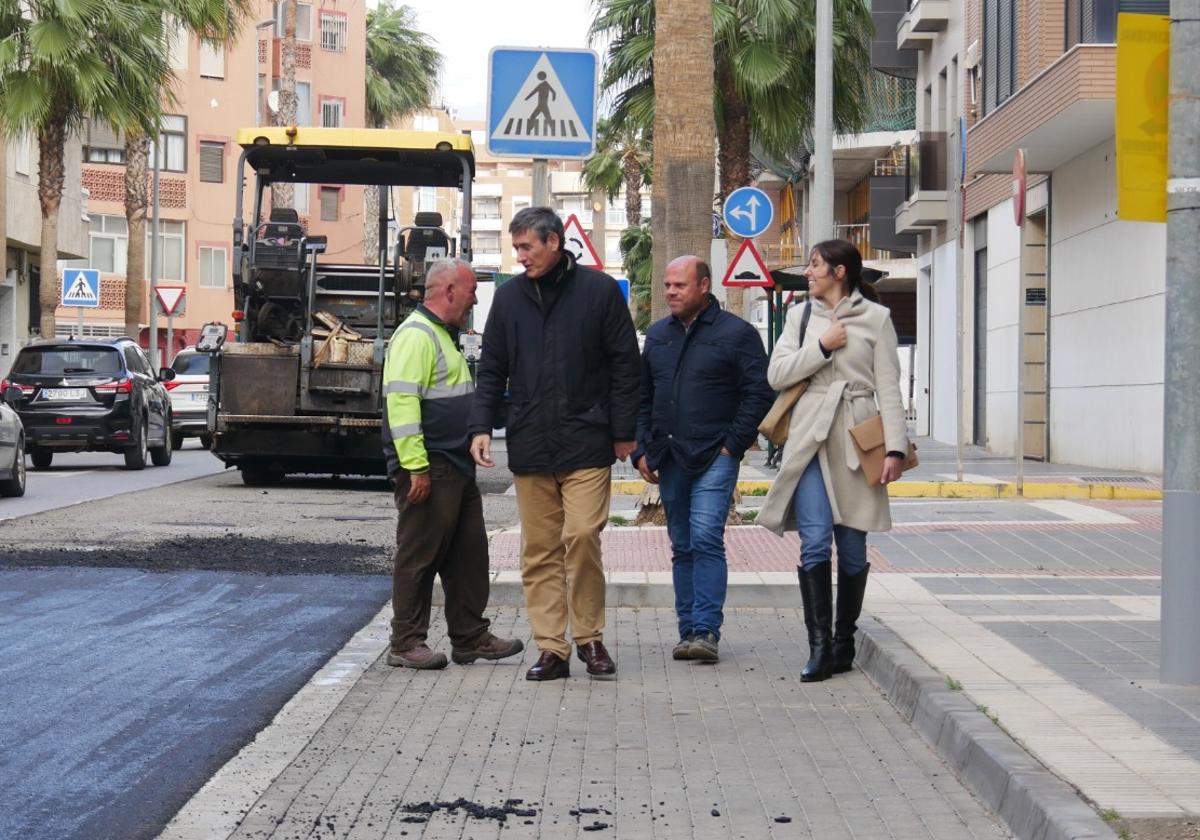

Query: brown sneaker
451 634 525 665
386 644 448 670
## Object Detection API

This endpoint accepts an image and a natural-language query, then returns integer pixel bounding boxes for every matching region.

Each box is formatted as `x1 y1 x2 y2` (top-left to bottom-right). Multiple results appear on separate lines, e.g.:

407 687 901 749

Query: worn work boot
386 643 448 670
451 634 525 665
797 563 834 682
832 564 870 674
672 634 695 661
688 632 720 663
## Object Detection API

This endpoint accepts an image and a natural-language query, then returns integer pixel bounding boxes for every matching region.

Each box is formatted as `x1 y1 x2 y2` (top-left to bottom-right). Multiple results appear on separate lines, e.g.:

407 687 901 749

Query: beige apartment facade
64 0 367 366
896 0 1162 471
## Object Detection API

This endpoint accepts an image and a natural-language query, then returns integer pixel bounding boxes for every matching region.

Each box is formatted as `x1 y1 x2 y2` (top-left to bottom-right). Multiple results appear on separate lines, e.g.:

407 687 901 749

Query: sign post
155 286 186 364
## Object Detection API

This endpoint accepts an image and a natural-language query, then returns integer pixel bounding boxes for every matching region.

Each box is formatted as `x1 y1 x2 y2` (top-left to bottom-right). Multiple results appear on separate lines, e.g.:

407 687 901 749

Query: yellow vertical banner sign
778 184 797 264
1116 12 1170 222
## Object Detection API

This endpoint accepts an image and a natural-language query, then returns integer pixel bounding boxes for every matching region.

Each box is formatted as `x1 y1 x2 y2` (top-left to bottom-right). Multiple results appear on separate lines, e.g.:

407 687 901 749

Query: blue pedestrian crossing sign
487 47 598 159
722 186 775 239
61 268 100 308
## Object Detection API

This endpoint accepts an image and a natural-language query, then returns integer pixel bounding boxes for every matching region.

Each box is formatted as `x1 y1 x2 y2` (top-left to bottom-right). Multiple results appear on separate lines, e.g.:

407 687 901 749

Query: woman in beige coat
758 240 908 682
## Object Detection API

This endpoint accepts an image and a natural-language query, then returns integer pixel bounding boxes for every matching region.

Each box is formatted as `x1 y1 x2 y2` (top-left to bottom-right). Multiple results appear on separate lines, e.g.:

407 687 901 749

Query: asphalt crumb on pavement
395 798 538 823
0 535 391 575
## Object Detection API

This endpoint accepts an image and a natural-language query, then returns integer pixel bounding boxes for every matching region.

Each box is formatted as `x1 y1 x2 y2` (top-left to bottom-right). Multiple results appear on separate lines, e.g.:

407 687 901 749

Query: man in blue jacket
634 255 773 662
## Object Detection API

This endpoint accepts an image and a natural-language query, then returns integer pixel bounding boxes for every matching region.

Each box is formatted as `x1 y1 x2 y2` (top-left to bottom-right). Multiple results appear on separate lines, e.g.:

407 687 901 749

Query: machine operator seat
404 211 450 265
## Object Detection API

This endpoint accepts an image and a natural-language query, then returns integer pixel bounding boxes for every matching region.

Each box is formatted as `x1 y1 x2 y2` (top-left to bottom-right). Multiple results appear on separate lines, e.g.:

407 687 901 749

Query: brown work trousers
390 455 491 653
513 466 611 659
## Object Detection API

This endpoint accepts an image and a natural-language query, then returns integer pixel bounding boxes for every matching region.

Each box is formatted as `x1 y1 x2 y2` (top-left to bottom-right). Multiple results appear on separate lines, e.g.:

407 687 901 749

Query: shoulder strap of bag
799 300 812 346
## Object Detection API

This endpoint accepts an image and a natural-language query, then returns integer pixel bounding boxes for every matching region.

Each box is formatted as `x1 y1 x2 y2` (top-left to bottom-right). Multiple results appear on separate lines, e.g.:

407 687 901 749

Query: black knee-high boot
832 563 870 674
797 562 834 682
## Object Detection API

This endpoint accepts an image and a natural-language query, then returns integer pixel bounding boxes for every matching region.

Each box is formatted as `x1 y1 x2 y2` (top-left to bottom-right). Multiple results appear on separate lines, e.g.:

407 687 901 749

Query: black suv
1 337 176 470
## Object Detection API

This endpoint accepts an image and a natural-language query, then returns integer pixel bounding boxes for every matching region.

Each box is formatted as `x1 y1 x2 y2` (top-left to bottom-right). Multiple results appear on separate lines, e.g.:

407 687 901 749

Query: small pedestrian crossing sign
488 47 598 159
61 269 100 308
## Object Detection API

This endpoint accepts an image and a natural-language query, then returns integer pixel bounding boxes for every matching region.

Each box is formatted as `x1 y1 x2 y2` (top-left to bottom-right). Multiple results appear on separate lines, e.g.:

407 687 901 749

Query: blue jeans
792 457 868 574
658 453 740 640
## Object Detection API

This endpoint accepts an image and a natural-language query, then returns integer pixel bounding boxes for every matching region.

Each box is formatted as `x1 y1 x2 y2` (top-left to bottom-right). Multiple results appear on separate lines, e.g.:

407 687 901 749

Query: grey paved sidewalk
220 608 1009 840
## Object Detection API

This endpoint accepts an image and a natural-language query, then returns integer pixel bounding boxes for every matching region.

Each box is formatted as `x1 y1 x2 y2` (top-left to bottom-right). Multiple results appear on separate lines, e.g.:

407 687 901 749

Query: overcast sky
399 0 599 121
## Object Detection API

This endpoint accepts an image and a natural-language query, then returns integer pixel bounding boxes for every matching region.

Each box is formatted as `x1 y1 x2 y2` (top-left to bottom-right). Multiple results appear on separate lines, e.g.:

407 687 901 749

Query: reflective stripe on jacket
382 307 475 476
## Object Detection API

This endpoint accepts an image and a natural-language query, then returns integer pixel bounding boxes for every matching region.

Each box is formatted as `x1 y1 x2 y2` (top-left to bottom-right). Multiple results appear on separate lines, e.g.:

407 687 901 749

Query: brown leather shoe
386 643 448 670
576 640 616 676
526 650 570 681
451 634 525 665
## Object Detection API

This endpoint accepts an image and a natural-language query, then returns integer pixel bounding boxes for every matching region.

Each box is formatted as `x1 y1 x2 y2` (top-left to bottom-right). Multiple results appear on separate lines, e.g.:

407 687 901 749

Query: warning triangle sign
63 273 98 304
561 214 603 270
155 285 186 316
721 239 773 287
493 54 592 144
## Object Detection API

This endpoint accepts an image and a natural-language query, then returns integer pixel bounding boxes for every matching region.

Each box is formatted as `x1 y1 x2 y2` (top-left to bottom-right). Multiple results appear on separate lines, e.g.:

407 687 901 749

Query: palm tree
582 118 651 227
1 1 168 339
362 1 440 263
652 0 715 323
123 0 250 338
619 222 653 331
273 0 298 211
592 0 874 315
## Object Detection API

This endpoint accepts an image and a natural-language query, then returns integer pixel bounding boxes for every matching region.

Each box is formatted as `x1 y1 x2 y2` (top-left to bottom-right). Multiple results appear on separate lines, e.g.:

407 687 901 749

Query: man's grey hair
424 257 472 294
509 206 564 247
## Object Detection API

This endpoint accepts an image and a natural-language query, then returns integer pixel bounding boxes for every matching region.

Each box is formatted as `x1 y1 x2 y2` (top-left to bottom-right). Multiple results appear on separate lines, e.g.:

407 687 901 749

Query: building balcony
967 44 1115 175
897 0 949 50
895 132 948 232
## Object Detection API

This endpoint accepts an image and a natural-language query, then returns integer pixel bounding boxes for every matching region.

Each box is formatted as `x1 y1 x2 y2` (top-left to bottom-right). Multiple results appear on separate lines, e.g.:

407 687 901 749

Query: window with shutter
320 187 340 221
85 120 126 164
198 41 224 79
981 0 1016 113
199 142 224 183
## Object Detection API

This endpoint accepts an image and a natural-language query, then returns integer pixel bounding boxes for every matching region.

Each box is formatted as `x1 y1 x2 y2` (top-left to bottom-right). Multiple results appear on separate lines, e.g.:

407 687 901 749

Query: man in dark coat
469 207 641 681
634 255 773 663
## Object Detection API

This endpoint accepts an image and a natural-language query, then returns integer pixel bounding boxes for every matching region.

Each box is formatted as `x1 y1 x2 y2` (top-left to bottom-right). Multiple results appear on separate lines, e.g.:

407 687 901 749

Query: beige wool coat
757 290 909 536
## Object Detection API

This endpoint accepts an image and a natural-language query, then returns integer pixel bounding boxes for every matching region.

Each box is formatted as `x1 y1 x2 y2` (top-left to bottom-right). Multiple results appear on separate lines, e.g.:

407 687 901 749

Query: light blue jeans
659 453 740 640
792 456 868 574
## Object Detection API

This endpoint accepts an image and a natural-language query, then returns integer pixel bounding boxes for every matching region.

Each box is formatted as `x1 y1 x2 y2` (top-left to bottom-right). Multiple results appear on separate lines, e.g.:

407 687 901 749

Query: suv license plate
42 388 87 401
190 392 208 402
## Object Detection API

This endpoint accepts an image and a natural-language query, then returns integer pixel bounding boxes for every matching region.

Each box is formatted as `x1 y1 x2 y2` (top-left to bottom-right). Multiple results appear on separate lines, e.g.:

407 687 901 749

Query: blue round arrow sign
722 186 774 239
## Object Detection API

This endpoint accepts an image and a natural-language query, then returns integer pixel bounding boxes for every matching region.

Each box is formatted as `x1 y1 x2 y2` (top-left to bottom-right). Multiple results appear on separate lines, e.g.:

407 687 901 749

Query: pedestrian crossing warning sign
488 48 598 159
61 268 100 308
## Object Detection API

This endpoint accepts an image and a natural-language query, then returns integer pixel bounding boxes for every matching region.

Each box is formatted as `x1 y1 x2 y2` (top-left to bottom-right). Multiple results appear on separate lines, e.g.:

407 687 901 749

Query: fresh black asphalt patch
0 566 391 840
0 534 392 575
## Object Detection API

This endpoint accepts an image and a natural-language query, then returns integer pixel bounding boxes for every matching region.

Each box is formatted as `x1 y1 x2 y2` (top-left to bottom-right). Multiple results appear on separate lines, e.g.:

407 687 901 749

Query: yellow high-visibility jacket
381 306 475 476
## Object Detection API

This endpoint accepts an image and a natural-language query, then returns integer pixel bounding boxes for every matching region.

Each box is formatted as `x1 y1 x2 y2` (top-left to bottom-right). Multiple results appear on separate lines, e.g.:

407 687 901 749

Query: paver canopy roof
236 127 475 188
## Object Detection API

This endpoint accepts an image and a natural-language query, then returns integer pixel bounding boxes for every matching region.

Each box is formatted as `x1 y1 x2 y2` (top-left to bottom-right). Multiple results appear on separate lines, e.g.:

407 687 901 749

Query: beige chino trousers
513 466 611 659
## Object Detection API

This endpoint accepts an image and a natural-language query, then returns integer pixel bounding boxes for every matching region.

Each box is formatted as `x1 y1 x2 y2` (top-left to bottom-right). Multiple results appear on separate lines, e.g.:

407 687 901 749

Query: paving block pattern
225 608 1009 840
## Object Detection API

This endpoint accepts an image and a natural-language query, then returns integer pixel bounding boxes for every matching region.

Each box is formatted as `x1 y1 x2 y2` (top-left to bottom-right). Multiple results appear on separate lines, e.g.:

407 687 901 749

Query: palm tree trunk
623 151 642 227
717 55 751 318
654 0 715 322
273 0 297 209
124 131 150 338
37 114 68 339
363 185 380 264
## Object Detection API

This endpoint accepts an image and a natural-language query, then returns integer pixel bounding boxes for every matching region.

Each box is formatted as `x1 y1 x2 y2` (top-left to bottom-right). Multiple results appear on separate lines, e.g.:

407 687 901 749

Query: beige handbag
757 302 812 446
847 414 919 485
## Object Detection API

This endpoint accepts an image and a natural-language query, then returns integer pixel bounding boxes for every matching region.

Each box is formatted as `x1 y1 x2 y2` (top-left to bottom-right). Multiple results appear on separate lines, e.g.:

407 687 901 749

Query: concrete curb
610 478 1162 500
855 618 1117 840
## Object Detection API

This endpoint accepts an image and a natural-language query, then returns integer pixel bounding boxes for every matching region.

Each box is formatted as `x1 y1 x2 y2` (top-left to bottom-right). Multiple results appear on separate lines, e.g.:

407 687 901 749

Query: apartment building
2 135 89 379
65 0 367 366
884 0 1163 471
